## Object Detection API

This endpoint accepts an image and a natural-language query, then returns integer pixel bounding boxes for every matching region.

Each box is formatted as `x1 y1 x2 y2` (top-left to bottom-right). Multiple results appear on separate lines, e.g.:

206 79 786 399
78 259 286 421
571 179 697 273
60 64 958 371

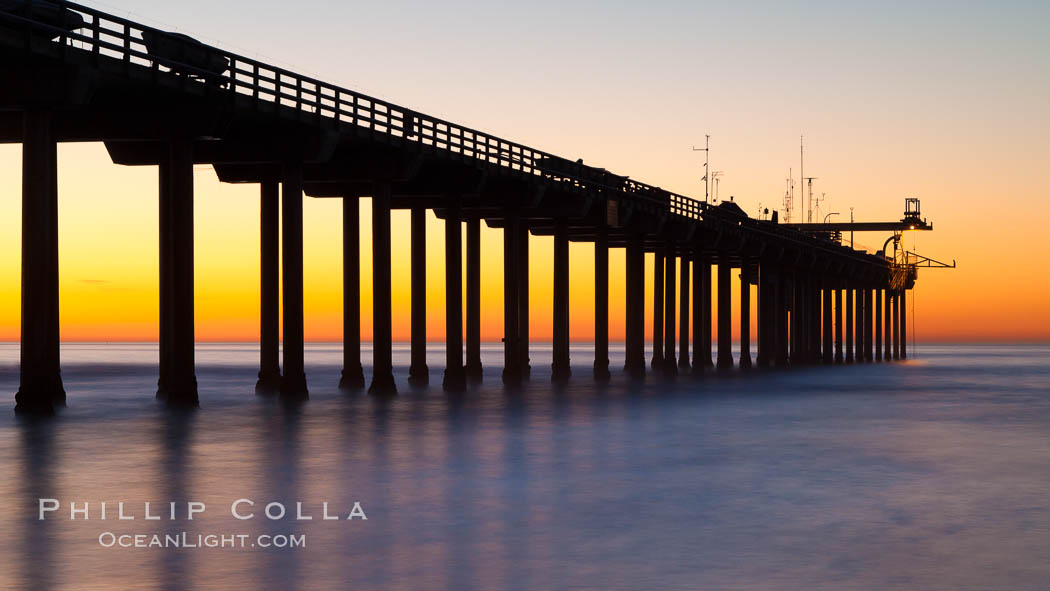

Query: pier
1 1 939 413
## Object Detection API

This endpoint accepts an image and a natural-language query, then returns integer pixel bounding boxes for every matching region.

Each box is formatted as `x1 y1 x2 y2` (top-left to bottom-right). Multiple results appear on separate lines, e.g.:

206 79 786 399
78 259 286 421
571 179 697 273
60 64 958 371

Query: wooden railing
0 1 695 211
0 1 890 266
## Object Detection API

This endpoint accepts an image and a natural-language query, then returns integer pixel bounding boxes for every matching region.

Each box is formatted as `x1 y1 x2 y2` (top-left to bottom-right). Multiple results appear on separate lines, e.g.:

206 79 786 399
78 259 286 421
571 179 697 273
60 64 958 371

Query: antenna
814 191 826 224
711 171 724 203
803 177 818 223
691 135 710 203
800 135 807 222
783 168 794 223
849 207 855 248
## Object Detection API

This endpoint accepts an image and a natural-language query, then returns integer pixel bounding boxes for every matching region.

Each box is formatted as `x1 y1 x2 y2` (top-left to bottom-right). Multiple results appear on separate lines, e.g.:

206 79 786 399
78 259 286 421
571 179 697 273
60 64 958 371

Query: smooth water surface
0 343 1048 590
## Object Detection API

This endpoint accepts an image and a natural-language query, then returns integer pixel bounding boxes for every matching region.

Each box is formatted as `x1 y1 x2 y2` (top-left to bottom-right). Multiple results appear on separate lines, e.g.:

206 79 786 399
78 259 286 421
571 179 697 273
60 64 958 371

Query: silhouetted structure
1 1 928 413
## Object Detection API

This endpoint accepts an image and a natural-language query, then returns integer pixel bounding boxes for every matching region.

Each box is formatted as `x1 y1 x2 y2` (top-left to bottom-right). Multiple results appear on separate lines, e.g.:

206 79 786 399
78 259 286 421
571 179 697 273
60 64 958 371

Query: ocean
0 343 1047 590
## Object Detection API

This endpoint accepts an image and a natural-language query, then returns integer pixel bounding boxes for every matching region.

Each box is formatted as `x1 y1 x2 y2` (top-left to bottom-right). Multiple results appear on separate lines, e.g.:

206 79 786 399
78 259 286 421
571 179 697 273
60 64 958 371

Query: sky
1 0 1048 343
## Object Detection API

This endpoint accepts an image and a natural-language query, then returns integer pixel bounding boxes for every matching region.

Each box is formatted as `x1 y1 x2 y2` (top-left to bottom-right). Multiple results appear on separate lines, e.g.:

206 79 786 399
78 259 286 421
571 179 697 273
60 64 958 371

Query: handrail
0 0 890 270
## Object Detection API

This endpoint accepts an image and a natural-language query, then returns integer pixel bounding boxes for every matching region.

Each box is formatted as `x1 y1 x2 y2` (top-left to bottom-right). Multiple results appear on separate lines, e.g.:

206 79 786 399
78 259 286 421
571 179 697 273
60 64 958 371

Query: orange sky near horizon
0 141 1046 344
0 0 1047 344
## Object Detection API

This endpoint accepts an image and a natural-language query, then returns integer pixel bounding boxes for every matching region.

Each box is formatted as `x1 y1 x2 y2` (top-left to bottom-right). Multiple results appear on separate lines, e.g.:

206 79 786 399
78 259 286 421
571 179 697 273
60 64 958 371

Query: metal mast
692 135 710 203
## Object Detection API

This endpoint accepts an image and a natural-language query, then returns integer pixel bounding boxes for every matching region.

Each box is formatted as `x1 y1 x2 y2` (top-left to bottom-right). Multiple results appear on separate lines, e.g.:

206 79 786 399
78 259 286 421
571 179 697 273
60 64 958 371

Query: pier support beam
518 224 531 377
679 254 690 371
502 213 521 384
443 200 466 391
368 183 396 395
860 287 869 361
865 287 873 361
875 288 883 361
280 161 307 399
789 273 802 364
807 276 817 363
651 247 664 369
593 221 610 380
739 259 752 369
158 138 199 406
775 271 789 366
691 248 705 373
465 217 483 381
822 280 833 364
158 159 171 400
256 180 282 392
756 264 771 368
339 196 365 389
409 207 429 386
865 288 875 362
16 109 64 413
811 280 822 362
716 252 733 370
900 288 908 359
834 285 843 364
696 253 713 369
663 243 678 376
856 285 865 363
883 289 892 361
551 220 571 381
845 287 854 363
801 276 811 362
892 292 900 360
624 233 646 377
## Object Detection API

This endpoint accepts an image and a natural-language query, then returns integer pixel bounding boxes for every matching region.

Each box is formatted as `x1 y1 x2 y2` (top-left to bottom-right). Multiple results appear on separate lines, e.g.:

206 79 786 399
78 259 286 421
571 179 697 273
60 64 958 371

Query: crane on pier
784 197 955 287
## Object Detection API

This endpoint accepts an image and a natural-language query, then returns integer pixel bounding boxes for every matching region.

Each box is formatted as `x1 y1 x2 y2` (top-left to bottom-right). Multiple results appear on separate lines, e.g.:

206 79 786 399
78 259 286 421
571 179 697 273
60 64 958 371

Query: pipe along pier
2 2 933 413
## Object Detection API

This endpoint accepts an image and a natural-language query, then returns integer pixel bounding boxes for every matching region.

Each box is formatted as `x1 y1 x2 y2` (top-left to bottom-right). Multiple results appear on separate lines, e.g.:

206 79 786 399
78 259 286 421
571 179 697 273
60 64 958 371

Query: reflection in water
0 343 1048 589
18 418 57 591
158 411 195 591
258 407 302 591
